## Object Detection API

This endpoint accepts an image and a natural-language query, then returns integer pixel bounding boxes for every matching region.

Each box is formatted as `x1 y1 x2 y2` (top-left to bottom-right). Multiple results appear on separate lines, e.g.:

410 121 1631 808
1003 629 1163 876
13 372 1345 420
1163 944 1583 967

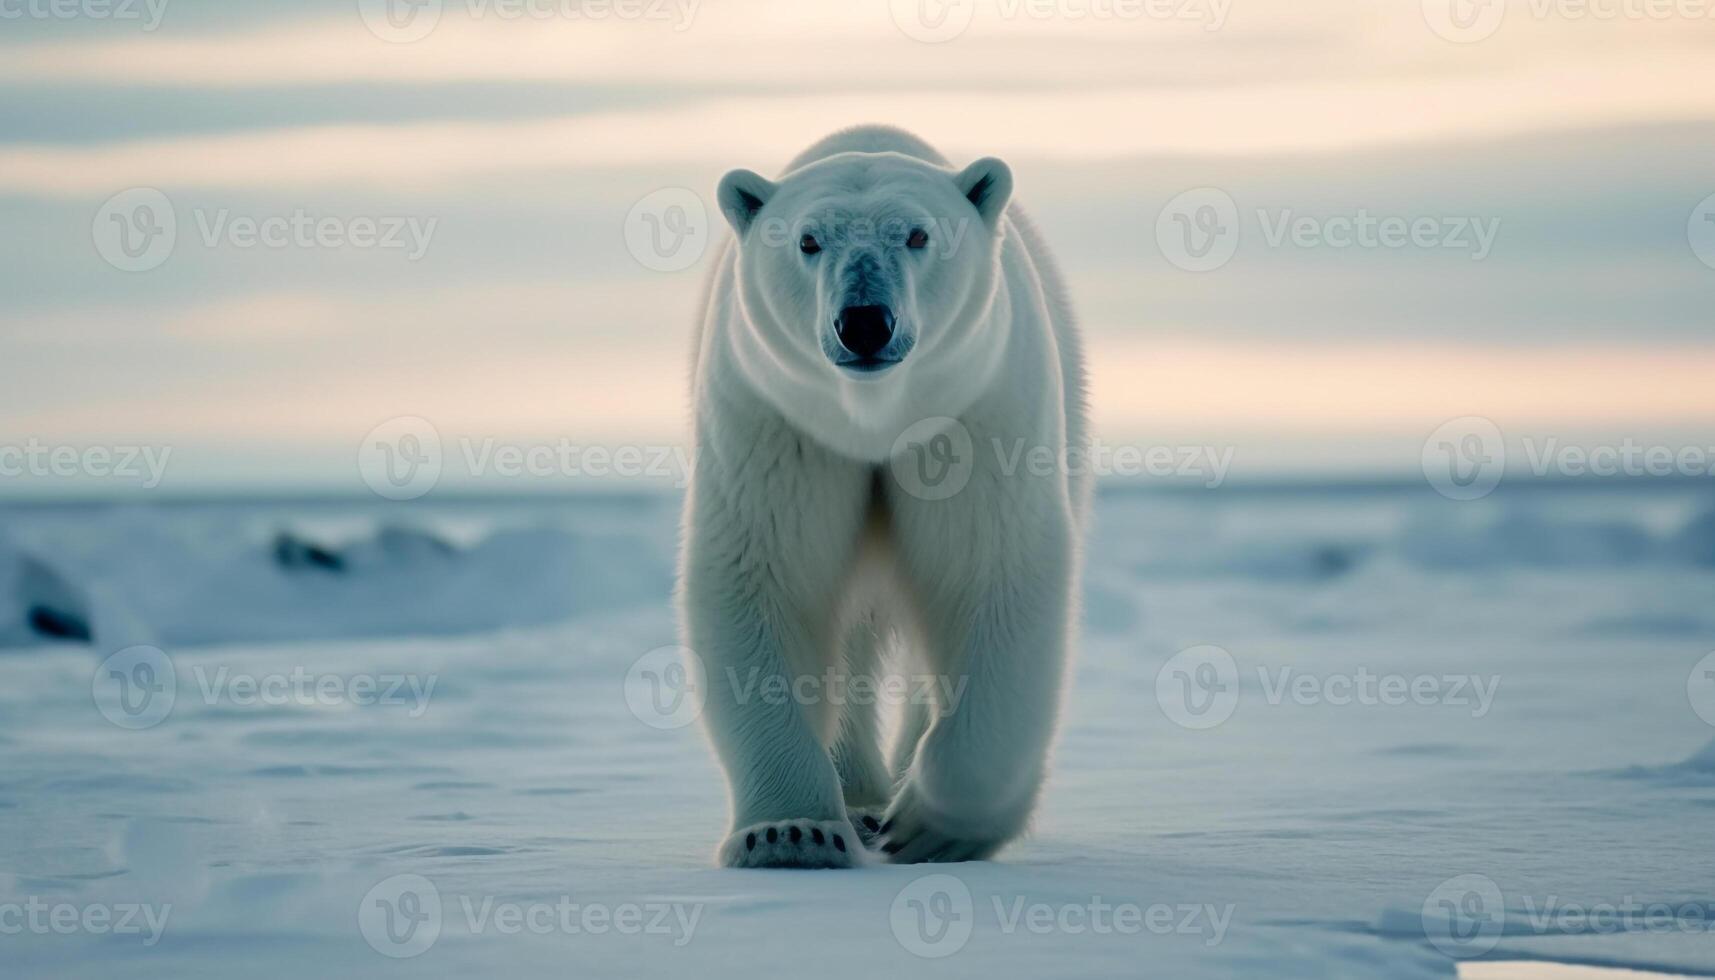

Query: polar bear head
715 151 1013 388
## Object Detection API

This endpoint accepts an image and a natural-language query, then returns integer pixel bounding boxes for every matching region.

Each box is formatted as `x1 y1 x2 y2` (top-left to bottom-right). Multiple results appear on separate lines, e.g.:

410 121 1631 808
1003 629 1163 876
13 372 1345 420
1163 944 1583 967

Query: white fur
680 126 1088 868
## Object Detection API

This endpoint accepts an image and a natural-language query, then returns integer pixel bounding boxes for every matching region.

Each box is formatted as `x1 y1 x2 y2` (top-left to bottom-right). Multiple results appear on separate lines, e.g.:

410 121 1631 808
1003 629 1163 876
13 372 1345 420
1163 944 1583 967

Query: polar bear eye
799 233 822 256
906 228 929 250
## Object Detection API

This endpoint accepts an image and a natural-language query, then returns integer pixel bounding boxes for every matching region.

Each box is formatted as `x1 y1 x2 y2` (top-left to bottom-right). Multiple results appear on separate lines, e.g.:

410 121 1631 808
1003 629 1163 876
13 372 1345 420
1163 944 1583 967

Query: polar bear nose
834 305 895 359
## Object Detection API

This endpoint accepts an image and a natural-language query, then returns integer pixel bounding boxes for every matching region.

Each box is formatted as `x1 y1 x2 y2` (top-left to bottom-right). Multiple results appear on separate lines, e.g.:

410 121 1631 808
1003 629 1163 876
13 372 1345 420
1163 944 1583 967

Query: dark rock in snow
28 604 91 641
273 533 346 573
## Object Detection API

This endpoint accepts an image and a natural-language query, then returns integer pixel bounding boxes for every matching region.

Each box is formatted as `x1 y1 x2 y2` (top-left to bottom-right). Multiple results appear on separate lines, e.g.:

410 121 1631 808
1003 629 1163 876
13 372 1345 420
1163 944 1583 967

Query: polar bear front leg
694 611 861 869
681 422 873 869
879 469 1076 863
830 616 896 847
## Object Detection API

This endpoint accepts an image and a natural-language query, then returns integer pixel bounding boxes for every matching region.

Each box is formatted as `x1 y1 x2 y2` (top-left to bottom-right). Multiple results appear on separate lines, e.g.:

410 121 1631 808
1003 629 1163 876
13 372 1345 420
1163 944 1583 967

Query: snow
1 483 1712 978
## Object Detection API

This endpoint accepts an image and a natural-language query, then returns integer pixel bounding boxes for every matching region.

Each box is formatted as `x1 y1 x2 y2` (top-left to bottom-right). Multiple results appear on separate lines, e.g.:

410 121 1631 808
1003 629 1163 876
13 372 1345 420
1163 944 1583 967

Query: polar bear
679 125 1088 868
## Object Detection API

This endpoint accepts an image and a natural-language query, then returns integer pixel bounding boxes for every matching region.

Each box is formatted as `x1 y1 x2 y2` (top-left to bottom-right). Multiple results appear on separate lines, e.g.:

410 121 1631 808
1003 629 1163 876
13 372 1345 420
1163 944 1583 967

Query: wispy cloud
6 56 1715 196
1089 338 1715 436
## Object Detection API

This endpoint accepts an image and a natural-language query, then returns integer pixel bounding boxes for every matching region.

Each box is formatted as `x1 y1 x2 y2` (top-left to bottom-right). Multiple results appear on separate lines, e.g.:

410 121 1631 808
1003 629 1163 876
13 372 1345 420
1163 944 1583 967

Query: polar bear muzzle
834 304 895 360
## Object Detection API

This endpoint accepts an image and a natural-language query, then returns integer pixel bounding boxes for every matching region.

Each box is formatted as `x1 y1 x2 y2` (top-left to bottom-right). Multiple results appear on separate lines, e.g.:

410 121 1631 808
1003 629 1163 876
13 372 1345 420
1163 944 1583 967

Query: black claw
746 832 756 851
880 819 894 834
788 826 803 843
833 834 846 852
811 828 825 845
766 827 778 844
862 816 880 831
882 841 903 854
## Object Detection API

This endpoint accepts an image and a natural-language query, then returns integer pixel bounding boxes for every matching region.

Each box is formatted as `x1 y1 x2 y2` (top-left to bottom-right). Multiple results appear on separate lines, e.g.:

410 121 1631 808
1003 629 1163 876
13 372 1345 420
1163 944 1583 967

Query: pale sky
2 0 1713 493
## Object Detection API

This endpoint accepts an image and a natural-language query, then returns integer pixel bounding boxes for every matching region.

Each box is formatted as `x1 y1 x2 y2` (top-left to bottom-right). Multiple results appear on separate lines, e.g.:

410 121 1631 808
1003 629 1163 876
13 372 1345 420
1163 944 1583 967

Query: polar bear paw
876 784 1018 864
847 806 889 849
719 819 863 869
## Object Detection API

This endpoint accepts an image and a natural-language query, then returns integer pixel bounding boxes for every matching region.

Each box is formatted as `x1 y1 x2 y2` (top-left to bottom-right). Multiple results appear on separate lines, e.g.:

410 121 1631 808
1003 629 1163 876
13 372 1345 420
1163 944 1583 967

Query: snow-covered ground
2 483 1713 978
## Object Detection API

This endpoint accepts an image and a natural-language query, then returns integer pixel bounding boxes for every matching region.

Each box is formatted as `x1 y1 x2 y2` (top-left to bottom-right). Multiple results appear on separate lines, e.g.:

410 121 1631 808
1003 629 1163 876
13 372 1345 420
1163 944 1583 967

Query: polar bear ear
716 168 777 236
954 157 1013 228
